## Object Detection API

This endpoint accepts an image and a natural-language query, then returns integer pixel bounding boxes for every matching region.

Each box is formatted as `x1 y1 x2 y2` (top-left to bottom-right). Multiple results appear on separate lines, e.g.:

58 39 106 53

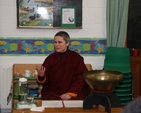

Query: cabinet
12 64 42 108
130 56 141 99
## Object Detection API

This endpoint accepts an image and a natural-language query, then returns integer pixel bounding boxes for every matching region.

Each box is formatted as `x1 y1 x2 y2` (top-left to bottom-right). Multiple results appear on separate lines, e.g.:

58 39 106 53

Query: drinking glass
27 95 34 104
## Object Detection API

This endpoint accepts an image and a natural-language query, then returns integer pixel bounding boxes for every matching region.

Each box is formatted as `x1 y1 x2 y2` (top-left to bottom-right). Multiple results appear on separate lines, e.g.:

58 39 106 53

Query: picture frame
16 0 53 28
61 6 76 27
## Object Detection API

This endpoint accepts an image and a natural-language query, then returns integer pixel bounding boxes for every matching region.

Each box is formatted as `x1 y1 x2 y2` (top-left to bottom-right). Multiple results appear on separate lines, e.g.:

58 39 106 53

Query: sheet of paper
42 100 63 108
30 107 45 112
17 104 37 109
63 100 83 108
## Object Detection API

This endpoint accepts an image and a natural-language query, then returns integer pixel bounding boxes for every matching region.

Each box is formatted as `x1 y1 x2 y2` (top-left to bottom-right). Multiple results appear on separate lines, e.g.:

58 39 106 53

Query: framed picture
16 0 53 28
61 6 76 27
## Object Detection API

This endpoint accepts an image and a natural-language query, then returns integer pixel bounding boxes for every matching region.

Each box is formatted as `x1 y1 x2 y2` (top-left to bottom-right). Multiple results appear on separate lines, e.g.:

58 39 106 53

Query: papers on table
63 100 83 108
41 100 83 108
17 104 37 109
30 107 45 112
42 100 63 108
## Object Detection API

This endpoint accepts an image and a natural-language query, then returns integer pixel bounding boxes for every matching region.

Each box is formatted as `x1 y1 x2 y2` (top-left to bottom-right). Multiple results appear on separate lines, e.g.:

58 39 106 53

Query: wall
0 0 106 110
0 0 106 67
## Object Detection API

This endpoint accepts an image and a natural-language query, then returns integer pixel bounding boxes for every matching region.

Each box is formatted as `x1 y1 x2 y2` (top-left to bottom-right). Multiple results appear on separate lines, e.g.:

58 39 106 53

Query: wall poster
61 6 76 27
17 0 53 28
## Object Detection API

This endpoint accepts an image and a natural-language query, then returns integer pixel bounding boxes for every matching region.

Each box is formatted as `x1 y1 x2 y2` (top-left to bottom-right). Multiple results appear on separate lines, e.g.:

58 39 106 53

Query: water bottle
18 77 28 105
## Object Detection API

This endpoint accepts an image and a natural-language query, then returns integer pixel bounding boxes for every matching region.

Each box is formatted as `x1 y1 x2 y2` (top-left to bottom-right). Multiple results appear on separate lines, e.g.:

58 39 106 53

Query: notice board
17 0 82 29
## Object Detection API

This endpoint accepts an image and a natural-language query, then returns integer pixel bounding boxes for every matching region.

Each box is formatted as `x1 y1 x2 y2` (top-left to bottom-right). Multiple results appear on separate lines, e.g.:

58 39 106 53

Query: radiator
0 66 12 110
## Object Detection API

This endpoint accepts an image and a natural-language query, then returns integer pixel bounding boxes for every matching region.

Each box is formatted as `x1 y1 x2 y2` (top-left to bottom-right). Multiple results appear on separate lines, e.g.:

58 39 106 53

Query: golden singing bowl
83 70 123 91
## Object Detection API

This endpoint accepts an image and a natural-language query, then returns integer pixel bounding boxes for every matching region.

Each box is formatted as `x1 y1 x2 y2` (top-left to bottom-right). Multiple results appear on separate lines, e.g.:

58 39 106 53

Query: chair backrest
105 47 130 64
103 47 131 73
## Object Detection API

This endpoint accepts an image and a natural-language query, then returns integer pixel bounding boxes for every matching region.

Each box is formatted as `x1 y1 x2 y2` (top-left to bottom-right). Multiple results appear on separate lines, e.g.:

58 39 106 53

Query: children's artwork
17 0 53 28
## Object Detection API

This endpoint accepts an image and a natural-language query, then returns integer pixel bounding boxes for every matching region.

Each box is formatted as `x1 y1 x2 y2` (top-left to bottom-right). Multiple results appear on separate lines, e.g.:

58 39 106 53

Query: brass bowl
83 70 123 91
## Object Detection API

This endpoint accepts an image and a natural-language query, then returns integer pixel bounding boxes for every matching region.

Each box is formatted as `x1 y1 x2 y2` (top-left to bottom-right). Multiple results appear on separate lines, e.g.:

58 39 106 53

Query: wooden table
12 100 123 113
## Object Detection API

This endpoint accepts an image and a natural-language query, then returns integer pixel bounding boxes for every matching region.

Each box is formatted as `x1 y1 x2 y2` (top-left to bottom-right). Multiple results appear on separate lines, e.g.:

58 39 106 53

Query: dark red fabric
37 49 89 100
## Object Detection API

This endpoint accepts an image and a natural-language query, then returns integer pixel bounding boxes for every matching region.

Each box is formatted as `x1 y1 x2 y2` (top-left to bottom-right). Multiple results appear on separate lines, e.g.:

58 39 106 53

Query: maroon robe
37 49 89 100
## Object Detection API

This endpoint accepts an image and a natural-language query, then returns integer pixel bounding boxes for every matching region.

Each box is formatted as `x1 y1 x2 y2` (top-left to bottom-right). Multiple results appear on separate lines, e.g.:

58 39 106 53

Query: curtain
106 0 129 47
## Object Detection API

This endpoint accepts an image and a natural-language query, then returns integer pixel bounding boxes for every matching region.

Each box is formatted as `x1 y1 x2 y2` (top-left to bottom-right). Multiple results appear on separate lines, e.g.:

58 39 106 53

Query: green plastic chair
114 88 131 92
117 82 131 88
122 73 132 79
103 47 131 73
104 47 133 106
116 92 132 97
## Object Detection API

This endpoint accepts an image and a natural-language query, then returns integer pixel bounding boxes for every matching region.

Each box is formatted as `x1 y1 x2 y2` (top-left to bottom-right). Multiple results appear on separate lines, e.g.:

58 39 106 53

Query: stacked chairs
103 47 133 106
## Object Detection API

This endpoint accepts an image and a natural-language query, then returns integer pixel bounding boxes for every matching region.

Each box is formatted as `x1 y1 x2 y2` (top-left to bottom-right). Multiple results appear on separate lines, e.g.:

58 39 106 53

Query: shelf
13 96 41 99
14 77 36 80
130 56 141 61
12 64 42 109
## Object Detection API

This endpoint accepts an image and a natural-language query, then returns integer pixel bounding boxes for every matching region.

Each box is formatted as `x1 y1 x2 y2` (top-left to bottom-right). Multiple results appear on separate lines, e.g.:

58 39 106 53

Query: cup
27 95 34 104
132 49 138 57
25 70 31 77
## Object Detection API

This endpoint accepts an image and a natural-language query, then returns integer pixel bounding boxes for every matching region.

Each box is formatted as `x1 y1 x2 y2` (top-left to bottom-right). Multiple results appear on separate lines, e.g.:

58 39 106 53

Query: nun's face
54 36 69 53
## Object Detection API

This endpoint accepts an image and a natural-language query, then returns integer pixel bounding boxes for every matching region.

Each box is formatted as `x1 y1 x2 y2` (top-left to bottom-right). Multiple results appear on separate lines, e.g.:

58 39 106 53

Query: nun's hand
36 66 46 77
60 93 72 100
